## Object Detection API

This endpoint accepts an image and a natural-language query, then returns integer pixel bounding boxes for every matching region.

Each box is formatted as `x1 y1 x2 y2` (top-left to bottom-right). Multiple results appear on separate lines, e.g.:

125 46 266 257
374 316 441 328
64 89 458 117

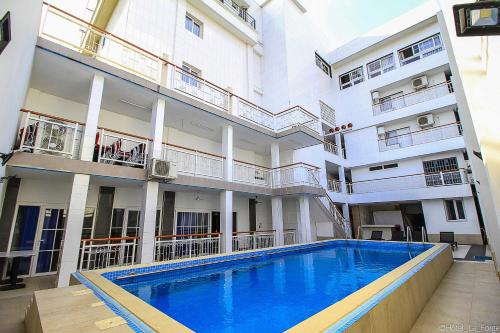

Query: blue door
35 208 66 274
10 206 41 275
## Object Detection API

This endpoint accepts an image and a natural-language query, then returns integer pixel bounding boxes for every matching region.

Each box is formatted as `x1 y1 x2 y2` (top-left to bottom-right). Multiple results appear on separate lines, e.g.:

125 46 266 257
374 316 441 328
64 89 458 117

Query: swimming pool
92 240 435 332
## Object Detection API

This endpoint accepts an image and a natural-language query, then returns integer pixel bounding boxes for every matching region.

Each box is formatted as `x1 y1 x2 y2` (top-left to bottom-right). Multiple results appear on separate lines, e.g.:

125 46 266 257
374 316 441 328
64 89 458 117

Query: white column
80 74 104 161
57 174 90 287
271 142 284 246
220 190 233 253
297 196 312 243
222 125 233 181
220 125 233 252
138 98 165 263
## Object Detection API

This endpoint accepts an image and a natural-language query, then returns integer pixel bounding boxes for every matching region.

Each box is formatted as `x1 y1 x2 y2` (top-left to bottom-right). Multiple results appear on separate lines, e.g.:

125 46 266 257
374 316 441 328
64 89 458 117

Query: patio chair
369 230 383 241
390 230 405 241
439 232 458 250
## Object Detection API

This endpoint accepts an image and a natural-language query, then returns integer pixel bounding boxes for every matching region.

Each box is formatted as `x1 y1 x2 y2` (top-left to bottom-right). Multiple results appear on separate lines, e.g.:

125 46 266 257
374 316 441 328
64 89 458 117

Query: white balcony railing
324 141 340 155
217 0 256 29
327 179 342 193
275 106 321 134
154 233 221 262
283 229 296 245
233 161 272 187
163 144 224 179
172 66 230 111
96 129 149 168
78 237 138 271
40 3 162 83
18 110 82 159
232 231 275 252
347 170 469 194
373 82 453 115
378 123 463 151
274 163 321 188
237 98 274 130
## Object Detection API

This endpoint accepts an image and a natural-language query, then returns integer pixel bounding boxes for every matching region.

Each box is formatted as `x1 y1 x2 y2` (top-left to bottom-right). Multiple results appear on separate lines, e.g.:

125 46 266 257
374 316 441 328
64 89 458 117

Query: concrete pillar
80 74 104 161
138 98 165 263
338 165 347 194
138 181 159 263
220 125 233 252
220 190 233 253
271 142 284 246
297 196 312 243
57 174 90 287
222 125 233 181
227 87 238 116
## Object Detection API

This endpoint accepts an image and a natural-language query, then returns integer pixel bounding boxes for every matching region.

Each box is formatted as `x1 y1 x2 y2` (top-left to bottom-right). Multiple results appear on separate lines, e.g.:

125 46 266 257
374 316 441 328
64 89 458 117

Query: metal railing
373 81 453 115
275 106 321 134
18 110 82 159
323 141 340 156
78 237 138 271
154 233 221 262
40 3 162 83
217 0 256 29
314 191 349 238
163 144 224 179
96 128 149 168
347 169 469 194
172 66 230 110
327 179 342 193
237 98 274 130
283 229 296 245
274 163 321 188
232 230 275 252
233 160 272 187
378 122 463 151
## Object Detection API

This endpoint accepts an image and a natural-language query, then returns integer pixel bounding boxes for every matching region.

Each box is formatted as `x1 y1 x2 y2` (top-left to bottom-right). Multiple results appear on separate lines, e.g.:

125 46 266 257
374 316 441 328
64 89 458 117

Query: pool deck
410 261 500 333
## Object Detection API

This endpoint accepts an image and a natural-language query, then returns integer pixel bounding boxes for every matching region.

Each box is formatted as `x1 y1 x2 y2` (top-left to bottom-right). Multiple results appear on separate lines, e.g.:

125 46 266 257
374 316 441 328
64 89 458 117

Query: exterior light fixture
453 1 500 36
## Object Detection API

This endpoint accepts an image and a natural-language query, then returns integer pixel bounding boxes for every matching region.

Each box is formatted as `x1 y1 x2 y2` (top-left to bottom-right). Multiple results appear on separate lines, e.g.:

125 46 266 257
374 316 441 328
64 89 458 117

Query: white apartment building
311 2 484 246
0 0 493 288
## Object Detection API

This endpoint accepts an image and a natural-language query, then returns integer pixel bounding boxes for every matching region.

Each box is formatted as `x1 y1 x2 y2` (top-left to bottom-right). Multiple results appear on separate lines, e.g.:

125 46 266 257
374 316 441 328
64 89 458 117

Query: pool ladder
406 226 428 243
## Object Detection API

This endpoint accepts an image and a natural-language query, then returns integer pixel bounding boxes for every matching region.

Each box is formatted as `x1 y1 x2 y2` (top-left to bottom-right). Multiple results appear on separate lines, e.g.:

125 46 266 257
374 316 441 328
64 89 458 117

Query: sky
307 0 427 49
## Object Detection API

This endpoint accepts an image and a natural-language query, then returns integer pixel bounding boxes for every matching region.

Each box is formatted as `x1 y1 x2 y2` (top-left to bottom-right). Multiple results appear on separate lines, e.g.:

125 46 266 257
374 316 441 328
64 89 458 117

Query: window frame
366 53 396 79
0 11 11 55
339 67 364 90
185 13 202 38
315 52 332 77
398 33 443 66
181 63 201 87
444 199 466 222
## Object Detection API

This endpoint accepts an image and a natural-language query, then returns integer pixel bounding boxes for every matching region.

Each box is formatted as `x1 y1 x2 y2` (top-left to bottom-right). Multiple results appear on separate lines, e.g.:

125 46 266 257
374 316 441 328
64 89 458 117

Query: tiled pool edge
80 240 446 333
73 271 154 333
288 242 452 333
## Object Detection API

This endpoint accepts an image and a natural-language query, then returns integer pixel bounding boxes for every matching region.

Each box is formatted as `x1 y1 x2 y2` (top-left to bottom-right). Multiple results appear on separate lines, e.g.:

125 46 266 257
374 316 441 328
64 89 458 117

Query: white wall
422 197 481 235
0 1 42 215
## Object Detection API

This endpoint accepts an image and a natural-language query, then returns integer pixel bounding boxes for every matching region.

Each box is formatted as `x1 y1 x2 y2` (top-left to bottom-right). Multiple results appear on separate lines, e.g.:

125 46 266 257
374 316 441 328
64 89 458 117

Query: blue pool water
113 241 432 332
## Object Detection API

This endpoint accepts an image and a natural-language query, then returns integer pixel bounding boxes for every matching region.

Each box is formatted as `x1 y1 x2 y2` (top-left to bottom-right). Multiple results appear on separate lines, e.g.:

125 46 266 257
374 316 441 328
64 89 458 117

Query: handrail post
20 112 31 150
439 171 445 185
188 236 192 258
70 123 79 159
132 238 137 264
79 241 86 271
97 128 104 163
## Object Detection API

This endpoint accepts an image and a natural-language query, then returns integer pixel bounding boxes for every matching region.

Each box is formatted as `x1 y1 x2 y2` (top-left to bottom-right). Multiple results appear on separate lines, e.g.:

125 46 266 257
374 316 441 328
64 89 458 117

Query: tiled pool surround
77 240 452 332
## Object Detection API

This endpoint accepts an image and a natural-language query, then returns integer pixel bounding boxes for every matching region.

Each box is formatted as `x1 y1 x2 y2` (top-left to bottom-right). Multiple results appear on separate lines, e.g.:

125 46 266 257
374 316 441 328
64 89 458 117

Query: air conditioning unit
417 114 434 128
371 91 380 104
376 126 386 138
412 76 428 90
148 159 177 180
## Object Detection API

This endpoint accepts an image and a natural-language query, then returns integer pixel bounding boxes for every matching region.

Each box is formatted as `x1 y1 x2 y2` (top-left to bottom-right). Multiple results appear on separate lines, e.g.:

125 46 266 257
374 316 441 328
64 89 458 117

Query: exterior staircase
313 188 350 239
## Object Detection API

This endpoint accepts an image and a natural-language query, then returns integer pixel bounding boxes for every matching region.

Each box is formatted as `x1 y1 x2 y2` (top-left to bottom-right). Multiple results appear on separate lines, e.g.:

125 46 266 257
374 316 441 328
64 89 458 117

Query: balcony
163 144 224 179
95 128 149 168
17 110 82 159
347 169 470 194
154 233 221 262
39 3 320 137
372 81 454 116
378 122 463 152
79 236 138 271
327 179 342 193
216 0 256 29
323 140 346 159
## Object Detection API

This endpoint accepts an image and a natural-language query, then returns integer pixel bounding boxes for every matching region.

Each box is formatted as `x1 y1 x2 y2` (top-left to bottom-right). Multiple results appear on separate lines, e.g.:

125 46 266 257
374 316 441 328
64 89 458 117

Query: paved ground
411 261 500 333
0 275 55 333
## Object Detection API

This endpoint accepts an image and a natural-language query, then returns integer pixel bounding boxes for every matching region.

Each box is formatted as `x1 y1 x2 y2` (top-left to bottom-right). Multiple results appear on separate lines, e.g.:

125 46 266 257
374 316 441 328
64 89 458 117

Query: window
315 52 332 77
109 208 125 238
444 199 466 221
369 163 399 171
81 208 96 239
176 211 210 235
398 34 443 66
126 210 140 237
384 127 412 148
181 63 201 87
0 12 11 54
185 14 202 37
339 67 364 90
423 157 463 186
367 54 395 79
